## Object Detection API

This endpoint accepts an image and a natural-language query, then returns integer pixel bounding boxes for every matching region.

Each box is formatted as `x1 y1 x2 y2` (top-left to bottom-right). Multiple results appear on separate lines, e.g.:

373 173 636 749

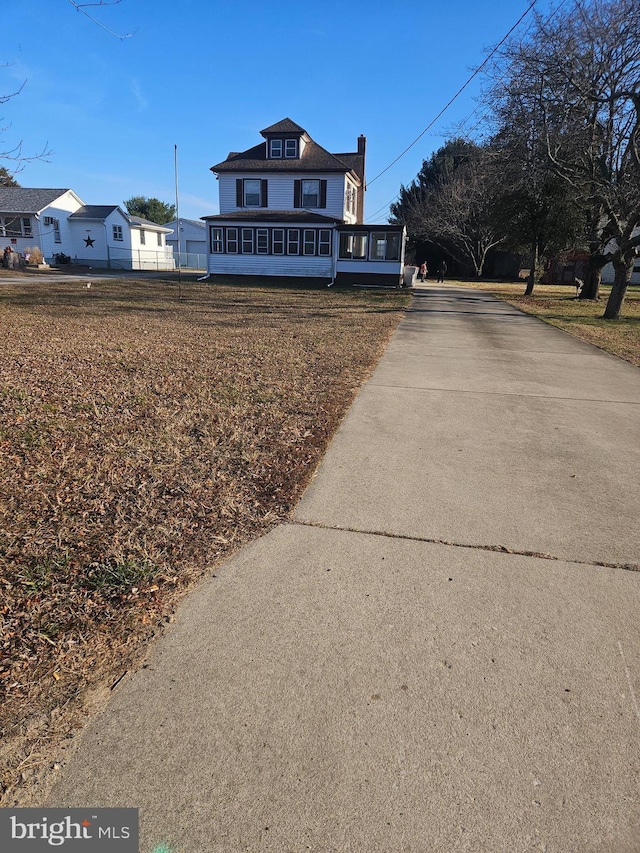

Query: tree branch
67 0 136 40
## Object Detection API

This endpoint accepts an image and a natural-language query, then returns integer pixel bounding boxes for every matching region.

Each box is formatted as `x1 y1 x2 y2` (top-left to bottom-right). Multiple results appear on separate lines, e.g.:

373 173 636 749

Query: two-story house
203 118 406 286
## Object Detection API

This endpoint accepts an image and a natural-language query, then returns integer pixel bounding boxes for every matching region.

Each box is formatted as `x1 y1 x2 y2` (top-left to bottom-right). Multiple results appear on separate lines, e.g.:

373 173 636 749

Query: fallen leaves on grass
0 277 409 802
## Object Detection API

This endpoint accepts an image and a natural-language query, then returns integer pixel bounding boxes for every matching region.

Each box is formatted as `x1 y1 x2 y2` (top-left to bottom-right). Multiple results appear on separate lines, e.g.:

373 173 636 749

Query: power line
365 0 539 192
365 0 573 223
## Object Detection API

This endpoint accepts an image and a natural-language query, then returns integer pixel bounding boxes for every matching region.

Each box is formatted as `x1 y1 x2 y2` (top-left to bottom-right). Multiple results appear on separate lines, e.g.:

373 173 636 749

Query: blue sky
6 0 553 223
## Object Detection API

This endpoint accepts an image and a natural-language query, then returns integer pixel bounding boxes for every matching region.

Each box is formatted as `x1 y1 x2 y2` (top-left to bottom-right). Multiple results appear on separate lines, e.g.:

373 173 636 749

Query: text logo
0 809 138 851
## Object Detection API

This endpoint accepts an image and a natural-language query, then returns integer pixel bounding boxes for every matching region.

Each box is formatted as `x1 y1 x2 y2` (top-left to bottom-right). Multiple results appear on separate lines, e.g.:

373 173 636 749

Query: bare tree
0 78 52 182
390 139 506 277
485 48 587 295
490 0 640 318
424 149 506 277
67 0 136 40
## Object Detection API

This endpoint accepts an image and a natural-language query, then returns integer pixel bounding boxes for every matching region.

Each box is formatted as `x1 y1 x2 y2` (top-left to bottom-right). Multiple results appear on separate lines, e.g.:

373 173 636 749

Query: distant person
437 260 447 283
419 261 427 282
3 246 11 268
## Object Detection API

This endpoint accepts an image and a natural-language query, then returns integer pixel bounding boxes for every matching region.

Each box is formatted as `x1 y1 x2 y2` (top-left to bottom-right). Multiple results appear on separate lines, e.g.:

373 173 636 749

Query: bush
55 252 71 265
25 246 43 265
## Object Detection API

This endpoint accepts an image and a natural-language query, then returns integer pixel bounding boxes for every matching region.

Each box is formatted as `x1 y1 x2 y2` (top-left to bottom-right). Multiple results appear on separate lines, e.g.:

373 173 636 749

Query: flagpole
174 143 182 299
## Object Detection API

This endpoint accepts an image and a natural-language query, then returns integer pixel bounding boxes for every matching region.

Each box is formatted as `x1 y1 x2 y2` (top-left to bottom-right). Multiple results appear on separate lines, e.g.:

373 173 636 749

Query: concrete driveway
49 285 640 852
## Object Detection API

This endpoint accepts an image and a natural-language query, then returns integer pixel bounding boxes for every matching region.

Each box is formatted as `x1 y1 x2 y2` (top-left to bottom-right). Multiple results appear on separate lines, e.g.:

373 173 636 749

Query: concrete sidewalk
49 285 640 852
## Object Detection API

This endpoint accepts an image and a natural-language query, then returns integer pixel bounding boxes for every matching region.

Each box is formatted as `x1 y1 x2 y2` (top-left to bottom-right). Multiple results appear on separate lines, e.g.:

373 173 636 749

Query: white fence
49 247 176 271
174 252 207 270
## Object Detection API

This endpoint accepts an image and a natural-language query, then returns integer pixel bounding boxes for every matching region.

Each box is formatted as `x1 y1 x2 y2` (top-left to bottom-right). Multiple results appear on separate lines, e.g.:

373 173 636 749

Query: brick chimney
356 135 367 222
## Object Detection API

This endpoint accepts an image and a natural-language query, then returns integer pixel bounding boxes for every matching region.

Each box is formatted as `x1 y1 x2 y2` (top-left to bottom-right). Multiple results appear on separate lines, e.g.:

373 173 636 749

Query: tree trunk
524 240 538 296
603 257 632 319
579 254 606 300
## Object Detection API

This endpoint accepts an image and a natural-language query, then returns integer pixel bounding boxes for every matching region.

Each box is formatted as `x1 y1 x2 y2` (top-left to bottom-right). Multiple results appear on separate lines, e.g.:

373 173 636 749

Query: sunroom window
370 232 401 261
318 230 331 256
339 232 368 260
211 228 223 253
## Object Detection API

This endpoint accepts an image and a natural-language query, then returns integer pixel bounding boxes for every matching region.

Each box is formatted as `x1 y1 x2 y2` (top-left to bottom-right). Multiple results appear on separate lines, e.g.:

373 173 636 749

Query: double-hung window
318 230 332 256
285 139 297 158
113 225 123 241
272 229 285 254
303 230 316 256
257 229 269 254
237 178 268 208
302 180 319 208
226 228 238 253
140 230 146 245
270 139 283 158
211 227 224 253
287 229 300 255
294 179 326 209
241 228 254 253
244 180 261 207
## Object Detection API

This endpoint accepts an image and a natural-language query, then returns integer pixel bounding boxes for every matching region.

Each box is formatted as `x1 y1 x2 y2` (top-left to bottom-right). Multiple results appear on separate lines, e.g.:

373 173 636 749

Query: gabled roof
163 218 206 230
334 152 365 182
127 215 173 232
69 207 172 232
69 205 120 220
0 187 76 213
260 118 306 135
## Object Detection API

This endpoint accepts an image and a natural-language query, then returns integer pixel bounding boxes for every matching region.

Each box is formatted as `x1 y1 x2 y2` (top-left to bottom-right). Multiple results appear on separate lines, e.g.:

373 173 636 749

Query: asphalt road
48 285 640 852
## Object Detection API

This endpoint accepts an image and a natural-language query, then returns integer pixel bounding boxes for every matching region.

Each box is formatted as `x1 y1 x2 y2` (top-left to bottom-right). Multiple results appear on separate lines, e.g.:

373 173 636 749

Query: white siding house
164 218 207 268
68 206 174 270
0 188 84 261
204 118 406 286
0 189 174 270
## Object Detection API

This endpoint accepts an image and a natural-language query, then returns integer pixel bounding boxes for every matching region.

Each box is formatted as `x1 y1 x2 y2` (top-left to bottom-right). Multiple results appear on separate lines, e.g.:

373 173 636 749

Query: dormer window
285 139 298 158
270 139 283 158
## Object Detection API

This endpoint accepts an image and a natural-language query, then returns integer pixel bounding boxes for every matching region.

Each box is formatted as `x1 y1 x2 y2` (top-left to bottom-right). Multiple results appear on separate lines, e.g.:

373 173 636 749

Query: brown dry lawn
0 274 410 804
459 280 640 366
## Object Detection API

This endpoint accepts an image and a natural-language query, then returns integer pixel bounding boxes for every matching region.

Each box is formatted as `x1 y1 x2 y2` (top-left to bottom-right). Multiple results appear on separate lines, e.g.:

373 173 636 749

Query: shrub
25 246 43 265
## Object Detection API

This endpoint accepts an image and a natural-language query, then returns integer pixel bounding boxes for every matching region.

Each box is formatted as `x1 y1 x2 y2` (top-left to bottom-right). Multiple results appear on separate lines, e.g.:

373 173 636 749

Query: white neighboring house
601 231 640 285
163 218 207 268
204 118 406 286
0 188 82 260
68 205 174 270
0 188 175 270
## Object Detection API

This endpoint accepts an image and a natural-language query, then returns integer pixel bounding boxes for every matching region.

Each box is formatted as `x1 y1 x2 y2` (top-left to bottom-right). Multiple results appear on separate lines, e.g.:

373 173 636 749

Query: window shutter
319 180 327 209
261 180 268 208
236 179 243 207
294 180 301 209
